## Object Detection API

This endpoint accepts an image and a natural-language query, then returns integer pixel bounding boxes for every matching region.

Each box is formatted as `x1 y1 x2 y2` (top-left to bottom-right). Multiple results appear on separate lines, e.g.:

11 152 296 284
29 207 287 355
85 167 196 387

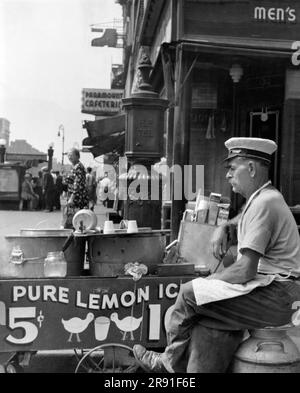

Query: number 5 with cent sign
6 307 39 345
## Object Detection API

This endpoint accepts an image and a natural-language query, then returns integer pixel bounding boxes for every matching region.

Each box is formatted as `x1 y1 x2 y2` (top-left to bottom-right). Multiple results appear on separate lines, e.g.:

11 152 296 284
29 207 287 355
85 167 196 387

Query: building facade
118 0 300 237
0 118 10 146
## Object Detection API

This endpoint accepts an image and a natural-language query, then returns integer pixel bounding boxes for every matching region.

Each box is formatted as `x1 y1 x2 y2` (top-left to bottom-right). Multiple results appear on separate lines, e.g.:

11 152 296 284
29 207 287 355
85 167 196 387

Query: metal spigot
79 220 85 233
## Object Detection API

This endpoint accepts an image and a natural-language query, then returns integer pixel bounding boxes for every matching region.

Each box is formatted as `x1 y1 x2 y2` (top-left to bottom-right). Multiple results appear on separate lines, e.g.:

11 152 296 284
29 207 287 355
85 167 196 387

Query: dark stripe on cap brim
223 153 271 163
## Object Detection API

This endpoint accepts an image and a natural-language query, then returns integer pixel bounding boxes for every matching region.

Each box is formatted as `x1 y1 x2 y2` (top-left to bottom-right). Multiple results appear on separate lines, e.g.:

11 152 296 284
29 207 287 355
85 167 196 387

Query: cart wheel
74 348 86 362
6 361 24 373
74 344 138 373
73 348 92 364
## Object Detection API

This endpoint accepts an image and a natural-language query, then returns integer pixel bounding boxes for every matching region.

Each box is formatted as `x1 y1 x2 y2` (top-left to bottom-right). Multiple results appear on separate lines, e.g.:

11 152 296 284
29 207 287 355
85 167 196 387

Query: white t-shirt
100 177 111 191
98 177 112 200
238 182 300 278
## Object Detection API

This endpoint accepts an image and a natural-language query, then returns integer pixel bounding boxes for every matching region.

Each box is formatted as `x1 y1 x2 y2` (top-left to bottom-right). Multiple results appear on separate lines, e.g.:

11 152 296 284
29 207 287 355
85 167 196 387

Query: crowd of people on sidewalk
19 148 117 219
20 168 65 212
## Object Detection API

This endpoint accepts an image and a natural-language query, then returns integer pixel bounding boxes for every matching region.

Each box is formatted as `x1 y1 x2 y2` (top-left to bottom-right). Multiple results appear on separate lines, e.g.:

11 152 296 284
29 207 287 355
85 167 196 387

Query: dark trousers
44 190 53 211
54 191 61 210
161 280 300 373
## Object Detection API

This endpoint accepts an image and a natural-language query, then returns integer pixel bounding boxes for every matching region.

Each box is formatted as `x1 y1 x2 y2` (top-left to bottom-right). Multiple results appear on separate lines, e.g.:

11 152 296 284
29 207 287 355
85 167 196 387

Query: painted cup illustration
103 221 114 234
94 316 111 341
127 220 138 233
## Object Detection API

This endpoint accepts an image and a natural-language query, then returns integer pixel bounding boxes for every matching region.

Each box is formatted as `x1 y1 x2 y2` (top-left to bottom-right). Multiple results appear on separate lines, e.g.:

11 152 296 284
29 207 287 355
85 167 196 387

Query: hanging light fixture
229 64 244 83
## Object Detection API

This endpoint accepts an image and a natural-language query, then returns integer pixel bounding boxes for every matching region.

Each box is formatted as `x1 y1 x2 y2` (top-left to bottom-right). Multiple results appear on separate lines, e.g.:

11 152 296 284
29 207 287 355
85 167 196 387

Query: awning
82 132 125 156
83 113 125 138
180 35 294 57
82 114 125 158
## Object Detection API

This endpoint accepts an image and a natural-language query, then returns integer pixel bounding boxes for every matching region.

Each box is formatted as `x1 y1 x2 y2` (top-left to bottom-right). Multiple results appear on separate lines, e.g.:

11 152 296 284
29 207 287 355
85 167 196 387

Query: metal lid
19 228 73 237
72 209 97 231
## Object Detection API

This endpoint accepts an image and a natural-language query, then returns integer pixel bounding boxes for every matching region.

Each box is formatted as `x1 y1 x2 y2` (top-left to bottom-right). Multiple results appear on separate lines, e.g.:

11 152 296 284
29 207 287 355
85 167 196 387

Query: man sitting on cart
133 137 300 373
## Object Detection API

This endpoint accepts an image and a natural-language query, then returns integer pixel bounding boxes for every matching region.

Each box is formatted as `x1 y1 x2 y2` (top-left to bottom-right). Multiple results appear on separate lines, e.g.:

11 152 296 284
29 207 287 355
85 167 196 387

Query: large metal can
1 229 86 278
87 231 166 277
232 327 300 373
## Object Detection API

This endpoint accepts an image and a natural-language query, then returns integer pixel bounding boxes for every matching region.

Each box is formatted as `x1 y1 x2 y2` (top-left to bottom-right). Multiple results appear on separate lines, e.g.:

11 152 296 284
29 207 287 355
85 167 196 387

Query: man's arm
211 213 241 260
207 248 260 284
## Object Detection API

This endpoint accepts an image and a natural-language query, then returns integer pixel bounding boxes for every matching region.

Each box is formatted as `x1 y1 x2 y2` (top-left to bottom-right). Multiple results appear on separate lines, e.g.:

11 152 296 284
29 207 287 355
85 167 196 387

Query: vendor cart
0 212 221 373
0 224 206 373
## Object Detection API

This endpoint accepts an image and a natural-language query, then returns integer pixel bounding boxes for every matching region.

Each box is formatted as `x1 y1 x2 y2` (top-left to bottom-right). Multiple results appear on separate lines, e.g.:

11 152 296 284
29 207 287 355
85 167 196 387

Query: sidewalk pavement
0 202 112 236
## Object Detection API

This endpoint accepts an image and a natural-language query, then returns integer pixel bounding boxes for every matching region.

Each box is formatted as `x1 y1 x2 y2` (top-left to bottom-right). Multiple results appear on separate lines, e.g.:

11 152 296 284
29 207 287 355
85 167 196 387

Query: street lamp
0 138 6 164
48 143 54 171
58 124 65 167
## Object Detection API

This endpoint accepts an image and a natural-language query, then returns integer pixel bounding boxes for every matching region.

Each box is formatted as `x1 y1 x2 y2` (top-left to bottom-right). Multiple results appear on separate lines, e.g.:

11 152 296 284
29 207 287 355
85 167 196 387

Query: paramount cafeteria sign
81 88 123 115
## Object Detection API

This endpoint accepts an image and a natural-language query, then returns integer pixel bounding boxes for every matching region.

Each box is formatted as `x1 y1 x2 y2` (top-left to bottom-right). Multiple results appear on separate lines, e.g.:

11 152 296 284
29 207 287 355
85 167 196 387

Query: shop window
188 69 233 200
192 82 218 110
249 109 280 187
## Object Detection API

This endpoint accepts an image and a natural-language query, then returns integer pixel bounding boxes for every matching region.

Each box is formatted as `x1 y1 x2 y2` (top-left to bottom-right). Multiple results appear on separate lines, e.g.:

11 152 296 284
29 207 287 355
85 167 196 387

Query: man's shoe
133 345 168 373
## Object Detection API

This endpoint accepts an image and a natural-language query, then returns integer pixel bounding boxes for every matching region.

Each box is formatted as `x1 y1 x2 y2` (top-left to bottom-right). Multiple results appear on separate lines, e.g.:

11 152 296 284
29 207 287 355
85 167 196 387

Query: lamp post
0 138 6 164
58 124 65 167
48 143 54 171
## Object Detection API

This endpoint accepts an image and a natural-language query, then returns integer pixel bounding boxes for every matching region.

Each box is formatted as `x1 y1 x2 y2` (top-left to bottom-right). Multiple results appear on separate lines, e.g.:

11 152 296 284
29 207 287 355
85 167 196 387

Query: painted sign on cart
0 276 193 352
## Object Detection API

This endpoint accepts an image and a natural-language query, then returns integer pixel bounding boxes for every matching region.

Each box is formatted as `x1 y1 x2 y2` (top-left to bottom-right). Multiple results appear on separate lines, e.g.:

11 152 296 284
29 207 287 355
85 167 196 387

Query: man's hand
211 224 228 260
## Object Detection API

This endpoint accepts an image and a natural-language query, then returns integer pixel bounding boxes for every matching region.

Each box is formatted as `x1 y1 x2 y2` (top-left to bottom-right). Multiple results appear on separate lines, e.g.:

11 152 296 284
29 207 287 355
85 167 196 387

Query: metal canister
87 231 166 277
232 327 300 373
2 230 85 278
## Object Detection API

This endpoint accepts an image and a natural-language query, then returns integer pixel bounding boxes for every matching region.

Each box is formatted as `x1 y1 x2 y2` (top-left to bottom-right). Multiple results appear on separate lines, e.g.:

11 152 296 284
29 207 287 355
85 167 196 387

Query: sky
0 0 123 166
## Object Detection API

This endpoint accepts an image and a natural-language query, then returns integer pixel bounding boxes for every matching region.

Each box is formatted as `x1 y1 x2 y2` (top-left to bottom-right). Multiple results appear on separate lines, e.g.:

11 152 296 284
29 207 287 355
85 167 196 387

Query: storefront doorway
236 61 285 188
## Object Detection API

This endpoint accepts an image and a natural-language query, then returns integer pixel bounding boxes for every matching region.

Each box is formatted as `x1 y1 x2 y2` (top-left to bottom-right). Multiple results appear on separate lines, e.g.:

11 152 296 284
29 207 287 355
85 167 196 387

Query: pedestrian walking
35 170 44 210
62 148 88 229
86 167 97 211
19 173 39 211
42 167 54 212
51 170 63 211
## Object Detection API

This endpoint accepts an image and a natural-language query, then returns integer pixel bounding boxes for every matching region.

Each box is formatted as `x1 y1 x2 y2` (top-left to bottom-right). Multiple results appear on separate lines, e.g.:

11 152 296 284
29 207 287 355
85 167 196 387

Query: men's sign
253 5 296 23
184 0 300 41
81 88 123 116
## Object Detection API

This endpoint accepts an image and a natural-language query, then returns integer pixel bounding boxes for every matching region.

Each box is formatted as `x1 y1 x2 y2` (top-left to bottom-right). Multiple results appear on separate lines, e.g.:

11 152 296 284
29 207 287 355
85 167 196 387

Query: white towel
192 274 275 306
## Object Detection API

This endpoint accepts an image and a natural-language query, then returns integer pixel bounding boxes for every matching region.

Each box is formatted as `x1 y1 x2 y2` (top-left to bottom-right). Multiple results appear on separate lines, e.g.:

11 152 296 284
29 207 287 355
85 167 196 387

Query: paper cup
103 221 115 234
127 220 138 233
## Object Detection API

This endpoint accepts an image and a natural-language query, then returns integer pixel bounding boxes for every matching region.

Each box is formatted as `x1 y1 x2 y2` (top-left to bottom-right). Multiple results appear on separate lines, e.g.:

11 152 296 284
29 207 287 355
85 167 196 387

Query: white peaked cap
224 137 277 162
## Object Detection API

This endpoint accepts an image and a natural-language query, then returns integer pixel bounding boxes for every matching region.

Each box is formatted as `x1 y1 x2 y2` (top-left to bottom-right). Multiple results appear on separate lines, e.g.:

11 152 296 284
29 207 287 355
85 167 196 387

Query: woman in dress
62 148 89 228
